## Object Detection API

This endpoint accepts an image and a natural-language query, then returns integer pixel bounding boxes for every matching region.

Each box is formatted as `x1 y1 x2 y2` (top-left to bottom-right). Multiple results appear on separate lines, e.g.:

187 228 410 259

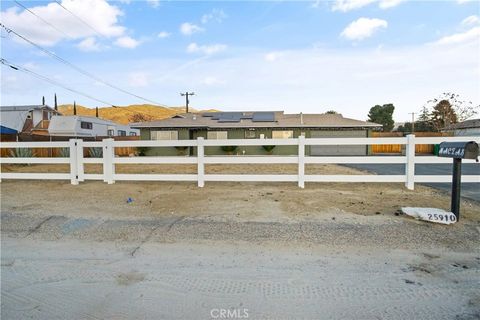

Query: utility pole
409 112 416 133
180 92 195 113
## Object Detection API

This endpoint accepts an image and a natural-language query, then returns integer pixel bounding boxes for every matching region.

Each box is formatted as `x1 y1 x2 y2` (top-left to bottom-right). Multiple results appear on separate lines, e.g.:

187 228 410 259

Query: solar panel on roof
252 112 275 122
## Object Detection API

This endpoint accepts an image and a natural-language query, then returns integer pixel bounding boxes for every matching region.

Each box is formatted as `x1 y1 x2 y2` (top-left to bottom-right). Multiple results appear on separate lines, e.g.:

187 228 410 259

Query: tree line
367 93 478 132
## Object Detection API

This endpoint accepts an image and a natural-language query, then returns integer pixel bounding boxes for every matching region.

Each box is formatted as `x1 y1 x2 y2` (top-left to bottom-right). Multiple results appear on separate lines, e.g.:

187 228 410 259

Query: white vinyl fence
1 135 479 189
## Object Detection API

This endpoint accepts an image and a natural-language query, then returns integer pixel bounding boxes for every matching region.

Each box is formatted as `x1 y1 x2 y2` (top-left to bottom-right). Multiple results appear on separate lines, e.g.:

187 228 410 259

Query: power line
180 92 195 113
1 58 115 106
14 0 73 39
0 22 168 107
53 0 104 39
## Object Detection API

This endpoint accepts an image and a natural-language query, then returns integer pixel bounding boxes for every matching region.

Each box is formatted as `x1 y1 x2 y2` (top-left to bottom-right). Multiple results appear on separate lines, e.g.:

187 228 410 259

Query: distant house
443 119 480 137
0 105 60 136
48 115 139 137
131 111 382 156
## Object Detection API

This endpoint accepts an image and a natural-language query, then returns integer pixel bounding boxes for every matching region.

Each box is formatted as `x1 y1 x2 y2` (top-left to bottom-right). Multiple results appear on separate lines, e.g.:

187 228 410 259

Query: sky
1 0 479 122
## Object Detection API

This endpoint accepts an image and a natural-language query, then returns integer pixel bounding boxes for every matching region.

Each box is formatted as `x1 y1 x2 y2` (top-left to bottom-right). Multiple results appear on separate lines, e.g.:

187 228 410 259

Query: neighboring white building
48 115 139 137
443 119 480 137
0 105 59 134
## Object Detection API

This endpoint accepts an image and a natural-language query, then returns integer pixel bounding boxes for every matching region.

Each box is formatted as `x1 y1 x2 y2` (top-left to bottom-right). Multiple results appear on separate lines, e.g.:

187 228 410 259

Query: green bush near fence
9 148 35 158
88 147 103 158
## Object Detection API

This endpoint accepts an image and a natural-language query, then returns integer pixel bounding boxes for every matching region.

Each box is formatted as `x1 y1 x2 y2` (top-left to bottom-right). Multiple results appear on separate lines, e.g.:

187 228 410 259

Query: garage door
310 130 367 156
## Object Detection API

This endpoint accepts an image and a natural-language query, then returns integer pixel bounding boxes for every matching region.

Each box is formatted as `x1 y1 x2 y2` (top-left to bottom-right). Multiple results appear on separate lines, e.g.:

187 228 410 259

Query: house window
81 121 93 130
118 130 126 136
107 129 114 137
151 130 178 140
245 130 256 139
272 130 293 139
129 132 137 136
207 131 228 139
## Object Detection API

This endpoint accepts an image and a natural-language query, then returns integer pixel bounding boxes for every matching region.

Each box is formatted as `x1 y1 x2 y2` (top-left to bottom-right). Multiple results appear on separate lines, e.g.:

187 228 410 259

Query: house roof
0 105 58 112
131 111 382 129
444 119 480 131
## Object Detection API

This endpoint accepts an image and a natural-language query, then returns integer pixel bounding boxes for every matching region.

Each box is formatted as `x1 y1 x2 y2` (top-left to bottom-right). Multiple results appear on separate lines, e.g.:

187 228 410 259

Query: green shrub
175 146 189 156
221 146 238 153
88 147 103 158
262 145 276 153
9 148 35 158
137 146 150 156
58 147 70 158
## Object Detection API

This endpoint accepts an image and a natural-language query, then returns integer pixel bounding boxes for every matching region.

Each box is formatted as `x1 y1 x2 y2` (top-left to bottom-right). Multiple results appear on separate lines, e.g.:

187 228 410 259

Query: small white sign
401 207 457 225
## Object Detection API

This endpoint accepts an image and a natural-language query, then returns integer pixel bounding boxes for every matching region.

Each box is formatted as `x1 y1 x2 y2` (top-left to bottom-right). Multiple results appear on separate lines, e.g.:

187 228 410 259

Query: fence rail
1 135 479 189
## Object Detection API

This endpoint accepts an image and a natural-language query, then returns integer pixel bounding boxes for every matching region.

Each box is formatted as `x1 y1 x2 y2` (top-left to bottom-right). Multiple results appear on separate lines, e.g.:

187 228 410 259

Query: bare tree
423 93 479 124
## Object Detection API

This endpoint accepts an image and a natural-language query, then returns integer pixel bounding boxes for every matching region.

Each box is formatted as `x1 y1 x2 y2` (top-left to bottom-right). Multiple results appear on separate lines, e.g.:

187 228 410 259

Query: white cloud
378 0 404 8
1 0 125 46
264 52 283 62
76 37 102 52
128 72 149 87
433 26 480 46
457 0 475 3
146 0 160 8
187 43 227 55
201 9 227 24
158 31 171 38
341 18 388 40
180 22 204 35
114 36 140 49
332 0 404 11
461 15 480 26
202 77 224 86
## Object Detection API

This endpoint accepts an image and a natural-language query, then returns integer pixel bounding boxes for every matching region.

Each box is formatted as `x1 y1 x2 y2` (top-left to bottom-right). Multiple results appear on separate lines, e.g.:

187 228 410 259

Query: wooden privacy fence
1 135 479 190
0 135 139 158
371 132 453 154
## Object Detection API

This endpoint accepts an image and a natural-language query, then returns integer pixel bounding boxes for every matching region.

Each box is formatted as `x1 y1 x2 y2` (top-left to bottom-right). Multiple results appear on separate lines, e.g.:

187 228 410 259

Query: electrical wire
1 58 115 106
53 0 104 39
0 22 169 107
14 0 73 39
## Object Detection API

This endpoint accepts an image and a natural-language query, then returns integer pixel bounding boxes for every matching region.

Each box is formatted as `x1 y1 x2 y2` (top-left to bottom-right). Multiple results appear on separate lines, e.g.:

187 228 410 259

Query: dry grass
58 104 218 125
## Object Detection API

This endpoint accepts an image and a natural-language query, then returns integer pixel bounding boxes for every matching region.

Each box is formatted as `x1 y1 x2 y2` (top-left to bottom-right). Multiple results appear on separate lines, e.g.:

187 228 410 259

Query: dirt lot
2 164 480 319
2 163 479 223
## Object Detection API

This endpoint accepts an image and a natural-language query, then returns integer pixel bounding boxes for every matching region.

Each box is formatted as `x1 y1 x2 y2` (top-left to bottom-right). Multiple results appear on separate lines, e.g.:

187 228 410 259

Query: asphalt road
345 163 480 202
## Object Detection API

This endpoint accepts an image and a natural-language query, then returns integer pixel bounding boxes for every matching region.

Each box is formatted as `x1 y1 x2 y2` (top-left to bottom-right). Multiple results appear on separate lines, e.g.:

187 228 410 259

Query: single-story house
49 115 139 137
0 105 60 135
443 119 480 137
131 111 382 156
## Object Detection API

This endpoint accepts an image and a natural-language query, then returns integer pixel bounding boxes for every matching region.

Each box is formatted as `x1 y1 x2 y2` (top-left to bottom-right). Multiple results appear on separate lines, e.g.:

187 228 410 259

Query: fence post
69 139 79 185
197 137 205 187
298 135 305 188
76 139 84 182
405 134 415 190
103 138 115 184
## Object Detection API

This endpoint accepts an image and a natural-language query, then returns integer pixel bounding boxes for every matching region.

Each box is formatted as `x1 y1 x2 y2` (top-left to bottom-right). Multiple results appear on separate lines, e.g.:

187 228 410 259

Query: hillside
57 104 217 125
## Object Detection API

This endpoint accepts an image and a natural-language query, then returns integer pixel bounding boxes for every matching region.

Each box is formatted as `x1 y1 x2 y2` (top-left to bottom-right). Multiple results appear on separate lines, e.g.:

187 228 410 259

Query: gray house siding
139 127 372 156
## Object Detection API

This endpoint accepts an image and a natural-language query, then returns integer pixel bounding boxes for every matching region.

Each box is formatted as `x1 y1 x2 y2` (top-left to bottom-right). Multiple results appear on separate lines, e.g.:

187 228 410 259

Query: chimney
300 112 304 125
42 96 45 105
54 94 58 111
73 101 77 115
96 107 99 118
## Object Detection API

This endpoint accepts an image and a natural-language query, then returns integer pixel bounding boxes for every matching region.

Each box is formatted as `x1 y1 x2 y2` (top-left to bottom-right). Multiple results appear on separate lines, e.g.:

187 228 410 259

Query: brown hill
57 104 218 125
